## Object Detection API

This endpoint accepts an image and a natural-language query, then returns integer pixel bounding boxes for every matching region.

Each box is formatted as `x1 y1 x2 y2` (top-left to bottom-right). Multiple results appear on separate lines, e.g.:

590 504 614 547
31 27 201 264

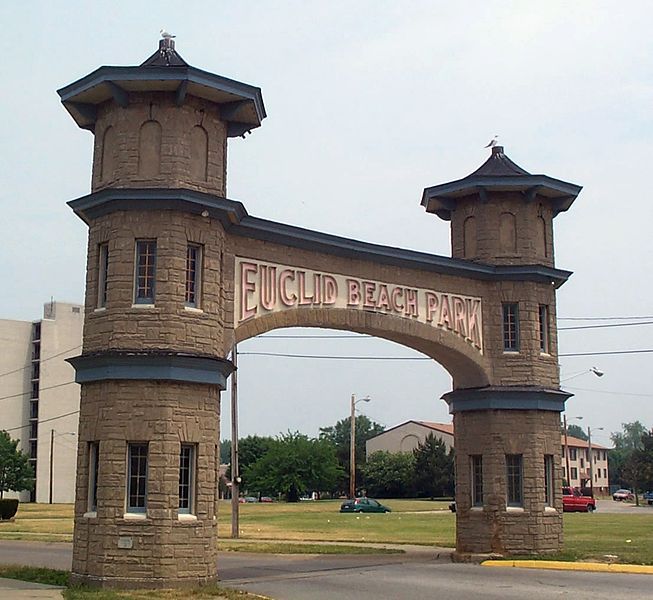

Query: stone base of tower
71 379 223 589
445 391 567 556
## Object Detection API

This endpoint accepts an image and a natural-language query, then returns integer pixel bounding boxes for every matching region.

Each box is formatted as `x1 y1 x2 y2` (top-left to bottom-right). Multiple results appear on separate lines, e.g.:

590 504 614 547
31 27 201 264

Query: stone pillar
61 39 265 588
425 146 581 556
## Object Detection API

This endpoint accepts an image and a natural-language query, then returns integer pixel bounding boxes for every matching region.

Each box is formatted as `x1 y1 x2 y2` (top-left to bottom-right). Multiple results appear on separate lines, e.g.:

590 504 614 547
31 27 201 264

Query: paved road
1 541 652 600
596 498 653 514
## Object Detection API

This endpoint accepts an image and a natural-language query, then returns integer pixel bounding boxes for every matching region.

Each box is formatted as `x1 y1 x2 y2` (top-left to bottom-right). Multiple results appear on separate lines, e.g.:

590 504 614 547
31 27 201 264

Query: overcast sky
1 1 651 446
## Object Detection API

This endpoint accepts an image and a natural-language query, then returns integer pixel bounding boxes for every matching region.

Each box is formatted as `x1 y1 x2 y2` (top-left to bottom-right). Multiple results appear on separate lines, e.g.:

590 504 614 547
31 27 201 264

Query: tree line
221 416 454 501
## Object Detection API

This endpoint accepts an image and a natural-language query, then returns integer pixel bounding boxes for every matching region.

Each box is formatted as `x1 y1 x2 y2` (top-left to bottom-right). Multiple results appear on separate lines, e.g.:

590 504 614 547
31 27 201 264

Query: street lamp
350 394 371 499
49 430 76 504
562 367 604 487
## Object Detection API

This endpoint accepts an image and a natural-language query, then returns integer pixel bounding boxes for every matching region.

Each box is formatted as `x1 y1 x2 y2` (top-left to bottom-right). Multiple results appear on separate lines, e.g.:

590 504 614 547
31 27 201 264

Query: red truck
562 486 596 512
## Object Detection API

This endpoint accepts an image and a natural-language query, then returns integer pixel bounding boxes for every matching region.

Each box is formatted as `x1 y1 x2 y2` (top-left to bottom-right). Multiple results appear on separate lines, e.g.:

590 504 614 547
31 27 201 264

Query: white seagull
160 28 176 39
484 135 499 148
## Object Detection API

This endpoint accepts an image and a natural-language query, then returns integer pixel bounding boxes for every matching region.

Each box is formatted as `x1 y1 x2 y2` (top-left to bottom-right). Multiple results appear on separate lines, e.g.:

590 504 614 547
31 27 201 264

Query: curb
482 560 653 575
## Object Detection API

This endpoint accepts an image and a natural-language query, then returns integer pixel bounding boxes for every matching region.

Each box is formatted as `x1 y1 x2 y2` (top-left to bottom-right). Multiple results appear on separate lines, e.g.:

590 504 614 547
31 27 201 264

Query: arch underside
233 308 490 390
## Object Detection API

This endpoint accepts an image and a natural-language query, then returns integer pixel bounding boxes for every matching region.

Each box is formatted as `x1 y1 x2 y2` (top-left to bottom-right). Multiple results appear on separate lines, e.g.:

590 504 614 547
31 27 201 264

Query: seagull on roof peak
484 135 499 148
160 28 176 39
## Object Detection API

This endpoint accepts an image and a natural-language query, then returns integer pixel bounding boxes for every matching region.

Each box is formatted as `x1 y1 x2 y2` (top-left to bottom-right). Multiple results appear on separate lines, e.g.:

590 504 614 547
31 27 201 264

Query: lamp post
230 344 240 538
561 367 604 488
349 394 371 499
49 430 76 504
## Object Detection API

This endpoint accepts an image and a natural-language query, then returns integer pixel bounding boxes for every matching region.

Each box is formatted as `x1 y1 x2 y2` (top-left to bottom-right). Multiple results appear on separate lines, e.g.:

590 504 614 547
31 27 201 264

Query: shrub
0 499 19 520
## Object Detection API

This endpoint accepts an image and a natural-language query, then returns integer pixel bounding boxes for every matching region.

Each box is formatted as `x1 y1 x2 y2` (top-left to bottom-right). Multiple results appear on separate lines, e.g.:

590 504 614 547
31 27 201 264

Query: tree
363 451 415 498
609 421 649 488
566 424 588 441
245 432 343 501
621 430 653 499
0 431 34 499
319 414 385 491
412 433 455 499
219 439 231 464
237 435 274 484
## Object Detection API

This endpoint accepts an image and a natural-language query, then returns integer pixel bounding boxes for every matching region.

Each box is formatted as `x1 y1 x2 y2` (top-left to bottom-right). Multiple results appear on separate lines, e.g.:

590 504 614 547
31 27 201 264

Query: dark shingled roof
468 146 530 177
421 146 582 221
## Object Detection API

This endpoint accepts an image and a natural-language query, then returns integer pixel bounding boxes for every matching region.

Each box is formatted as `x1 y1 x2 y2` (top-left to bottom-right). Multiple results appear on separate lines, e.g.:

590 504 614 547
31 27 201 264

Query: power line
0 380 78 402
241 349 653 360
3 410 80 433
559 349 653 357
558 321 653 331
566 386 653 398
558 315 653 321
0 344 82 379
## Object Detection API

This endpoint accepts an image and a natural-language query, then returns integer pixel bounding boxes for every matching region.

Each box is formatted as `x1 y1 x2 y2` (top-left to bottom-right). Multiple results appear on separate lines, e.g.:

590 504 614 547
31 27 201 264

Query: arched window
463 216 477 258
400 434 420 453
536 216 548 257
138 120 162 178
100 126 116 181
499 212 517 254
190 126 209 181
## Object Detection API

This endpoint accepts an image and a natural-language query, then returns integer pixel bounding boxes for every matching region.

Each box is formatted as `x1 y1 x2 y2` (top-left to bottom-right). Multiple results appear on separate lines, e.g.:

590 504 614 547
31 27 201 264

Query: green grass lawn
2 500 652 564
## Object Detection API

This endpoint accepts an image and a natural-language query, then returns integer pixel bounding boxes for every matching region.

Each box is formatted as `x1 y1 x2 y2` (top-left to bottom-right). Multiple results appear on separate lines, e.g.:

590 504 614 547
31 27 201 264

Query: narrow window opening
185 244 202 308
179 444 196 514
98 243 109 308
502 303 519 352
471 455 483 507
127 443 148 513
539 305 550 353
506 454 523 507
134 240 157 304
89 442 100 513
544 454 554 507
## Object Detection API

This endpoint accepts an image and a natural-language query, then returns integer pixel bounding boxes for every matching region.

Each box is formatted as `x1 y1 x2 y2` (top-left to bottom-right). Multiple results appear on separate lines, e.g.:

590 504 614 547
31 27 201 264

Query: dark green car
339 497 391 513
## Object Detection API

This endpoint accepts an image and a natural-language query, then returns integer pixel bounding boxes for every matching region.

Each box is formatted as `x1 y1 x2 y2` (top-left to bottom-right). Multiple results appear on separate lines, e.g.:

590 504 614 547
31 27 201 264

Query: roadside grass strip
482 560 653 575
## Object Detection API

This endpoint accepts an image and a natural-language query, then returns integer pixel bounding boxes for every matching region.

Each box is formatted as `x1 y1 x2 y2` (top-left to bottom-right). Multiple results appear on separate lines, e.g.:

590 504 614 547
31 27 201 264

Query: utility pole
587 426 594 498
230 344 240 538
349 394 355 499
49 429 54 504
563 414 571 486
349 394 371 499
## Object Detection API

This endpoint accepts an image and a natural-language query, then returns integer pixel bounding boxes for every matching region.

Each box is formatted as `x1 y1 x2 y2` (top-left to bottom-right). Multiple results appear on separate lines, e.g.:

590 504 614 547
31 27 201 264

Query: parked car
562 487 596 513
238 496 258 503
643 491 653 505
612 489 635 502
259 496 273 503
340 497 392 513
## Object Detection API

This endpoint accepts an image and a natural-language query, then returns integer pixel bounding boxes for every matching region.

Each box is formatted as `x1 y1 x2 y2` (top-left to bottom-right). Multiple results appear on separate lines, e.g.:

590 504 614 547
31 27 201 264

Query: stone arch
99 126 116 182
234 308 490 390
400 434 420 452
499 212 517 254
190 125 209 181
138 120 162 178
463 216 477 258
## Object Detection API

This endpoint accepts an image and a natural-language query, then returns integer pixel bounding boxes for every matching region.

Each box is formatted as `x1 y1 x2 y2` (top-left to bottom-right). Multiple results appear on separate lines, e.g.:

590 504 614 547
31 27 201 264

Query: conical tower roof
58 38 265 137
421 146 581 221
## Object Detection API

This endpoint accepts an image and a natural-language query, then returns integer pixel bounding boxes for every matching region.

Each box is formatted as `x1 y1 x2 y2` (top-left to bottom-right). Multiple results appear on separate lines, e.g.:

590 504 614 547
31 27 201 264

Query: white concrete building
0 301 83 503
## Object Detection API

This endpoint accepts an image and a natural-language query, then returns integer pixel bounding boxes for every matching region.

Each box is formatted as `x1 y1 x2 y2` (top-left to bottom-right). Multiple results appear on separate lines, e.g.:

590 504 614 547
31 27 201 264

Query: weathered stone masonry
61 39 581 588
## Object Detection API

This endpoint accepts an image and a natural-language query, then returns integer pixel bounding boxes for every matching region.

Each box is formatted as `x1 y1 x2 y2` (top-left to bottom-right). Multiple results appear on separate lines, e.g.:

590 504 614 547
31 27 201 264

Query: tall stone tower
60 38 265 588
423 147 581 555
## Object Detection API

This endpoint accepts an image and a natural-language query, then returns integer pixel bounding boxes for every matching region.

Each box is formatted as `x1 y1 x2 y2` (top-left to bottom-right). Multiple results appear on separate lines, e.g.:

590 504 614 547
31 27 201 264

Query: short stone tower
423 148 581 555
60 39 265 588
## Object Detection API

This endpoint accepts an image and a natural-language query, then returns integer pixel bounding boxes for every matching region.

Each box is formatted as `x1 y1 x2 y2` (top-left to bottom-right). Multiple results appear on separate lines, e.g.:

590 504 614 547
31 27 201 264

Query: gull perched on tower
160 28 176 39
484 135 499 148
